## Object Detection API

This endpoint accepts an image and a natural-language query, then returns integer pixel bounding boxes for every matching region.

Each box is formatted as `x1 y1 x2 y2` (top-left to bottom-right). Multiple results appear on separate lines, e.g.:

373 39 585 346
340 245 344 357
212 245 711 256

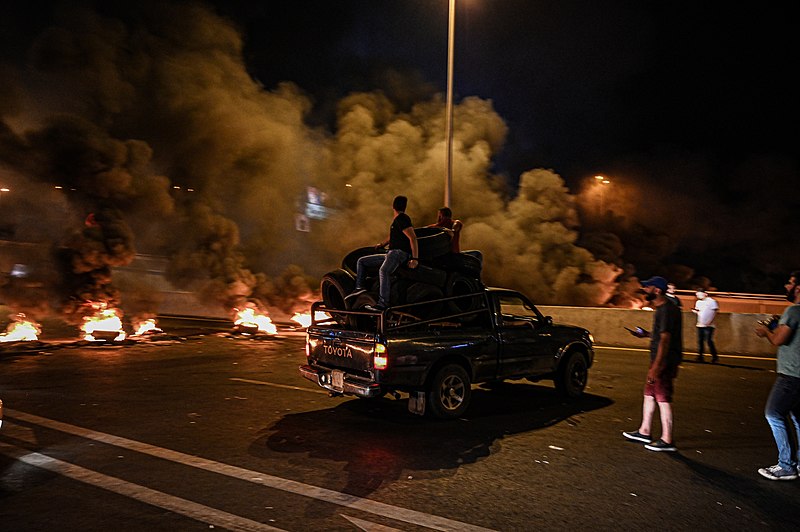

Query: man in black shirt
346 195 419 311
623 276 683 452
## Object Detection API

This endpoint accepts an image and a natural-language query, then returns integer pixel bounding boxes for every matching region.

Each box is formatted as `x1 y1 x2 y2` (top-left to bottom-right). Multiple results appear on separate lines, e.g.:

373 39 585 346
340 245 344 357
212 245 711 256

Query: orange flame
0 314 41 342
81 303 126 342
234 307 277 334
291 311 331 328
132 318 162 336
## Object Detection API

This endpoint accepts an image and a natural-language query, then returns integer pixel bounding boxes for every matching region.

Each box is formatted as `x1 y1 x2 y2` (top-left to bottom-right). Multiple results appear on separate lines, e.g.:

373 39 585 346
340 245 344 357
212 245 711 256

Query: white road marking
341 514 404 531
5 410 496 532
0 440 283 532
229 377 330 395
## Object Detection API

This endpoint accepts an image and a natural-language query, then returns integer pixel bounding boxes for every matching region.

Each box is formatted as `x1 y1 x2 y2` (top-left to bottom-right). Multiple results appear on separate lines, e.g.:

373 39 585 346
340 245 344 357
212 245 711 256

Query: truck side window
499 295 540 327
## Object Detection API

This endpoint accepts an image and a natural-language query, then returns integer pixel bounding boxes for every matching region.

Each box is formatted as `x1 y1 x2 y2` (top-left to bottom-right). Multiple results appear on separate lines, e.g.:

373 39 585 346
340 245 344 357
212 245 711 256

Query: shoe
645 439 677 452
622 430 651 443
344 288 366 301
364 304 386 312
695 356 705 363
711 357 719 364
758 464 798 481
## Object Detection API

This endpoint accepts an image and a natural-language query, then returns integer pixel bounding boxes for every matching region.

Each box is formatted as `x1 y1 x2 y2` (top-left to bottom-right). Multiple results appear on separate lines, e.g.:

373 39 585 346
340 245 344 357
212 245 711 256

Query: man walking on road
623 276 683 452
693 288 719 363
754 270 800 481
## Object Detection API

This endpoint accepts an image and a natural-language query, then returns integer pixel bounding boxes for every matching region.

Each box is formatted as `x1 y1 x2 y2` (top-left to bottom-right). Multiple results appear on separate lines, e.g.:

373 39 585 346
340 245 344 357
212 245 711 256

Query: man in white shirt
693 288 719 363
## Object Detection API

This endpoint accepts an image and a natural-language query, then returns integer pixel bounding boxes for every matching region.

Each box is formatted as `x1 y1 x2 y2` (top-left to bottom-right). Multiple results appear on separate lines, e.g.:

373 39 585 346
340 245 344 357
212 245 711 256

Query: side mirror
544 316 553 326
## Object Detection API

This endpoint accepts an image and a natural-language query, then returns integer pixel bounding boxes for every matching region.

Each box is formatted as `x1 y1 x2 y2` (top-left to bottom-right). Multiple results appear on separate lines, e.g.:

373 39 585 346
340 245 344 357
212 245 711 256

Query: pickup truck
300 287 595 419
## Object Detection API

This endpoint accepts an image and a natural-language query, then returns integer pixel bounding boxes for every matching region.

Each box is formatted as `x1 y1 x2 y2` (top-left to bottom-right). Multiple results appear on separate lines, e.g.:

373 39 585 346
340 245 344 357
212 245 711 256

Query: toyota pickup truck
300 287 594 419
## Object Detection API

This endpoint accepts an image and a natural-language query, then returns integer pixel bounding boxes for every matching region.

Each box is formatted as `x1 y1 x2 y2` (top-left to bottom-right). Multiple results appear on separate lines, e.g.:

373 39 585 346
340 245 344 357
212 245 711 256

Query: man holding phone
623 276 684 452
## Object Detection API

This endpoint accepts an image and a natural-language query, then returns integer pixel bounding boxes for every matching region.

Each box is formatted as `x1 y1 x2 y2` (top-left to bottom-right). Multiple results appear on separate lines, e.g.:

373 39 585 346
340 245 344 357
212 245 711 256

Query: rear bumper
299 364 382 397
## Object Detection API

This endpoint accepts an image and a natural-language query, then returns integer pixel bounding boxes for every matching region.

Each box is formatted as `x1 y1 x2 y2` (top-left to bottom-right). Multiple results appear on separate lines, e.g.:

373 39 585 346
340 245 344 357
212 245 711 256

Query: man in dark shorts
623 276 684 452
346 195 419 311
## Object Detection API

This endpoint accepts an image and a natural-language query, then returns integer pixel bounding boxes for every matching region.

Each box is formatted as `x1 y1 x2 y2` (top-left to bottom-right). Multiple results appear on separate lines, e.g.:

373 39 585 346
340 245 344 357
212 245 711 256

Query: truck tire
554 350 589 398
427 364 471 419
454 252 482 277
414 227 451 259
431 252 482 278
321 269 355 311
405 282 444 320
342 246 384 276
445 273 484 315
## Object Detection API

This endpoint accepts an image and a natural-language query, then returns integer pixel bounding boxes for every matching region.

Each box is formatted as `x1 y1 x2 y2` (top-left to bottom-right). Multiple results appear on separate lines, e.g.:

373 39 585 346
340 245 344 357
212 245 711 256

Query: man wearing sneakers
754 270 800 481
623 276 683 452
345 195 419 311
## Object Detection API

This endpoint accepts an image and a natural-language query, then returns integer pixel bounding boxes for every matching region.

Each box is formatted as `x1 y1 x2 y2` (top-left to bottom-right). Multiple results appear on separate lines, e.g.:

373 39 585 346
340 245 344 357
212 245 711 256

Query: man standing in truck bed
346 195 419 311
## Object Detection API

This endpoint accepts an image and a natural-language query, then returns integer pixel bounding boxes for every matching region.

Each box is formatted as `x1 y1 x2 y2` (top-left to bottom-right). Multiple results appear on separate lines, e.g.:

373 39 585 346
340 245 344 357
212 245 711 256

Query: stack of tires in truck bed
320 227 484 320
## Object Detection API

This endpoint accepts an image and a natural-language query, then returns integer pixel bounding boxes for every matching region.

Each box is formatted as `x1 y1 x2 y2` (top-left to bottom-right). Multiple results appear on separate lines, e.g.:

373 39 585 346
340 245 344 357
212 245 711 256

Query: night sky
1 0 798 304
214 0 800 292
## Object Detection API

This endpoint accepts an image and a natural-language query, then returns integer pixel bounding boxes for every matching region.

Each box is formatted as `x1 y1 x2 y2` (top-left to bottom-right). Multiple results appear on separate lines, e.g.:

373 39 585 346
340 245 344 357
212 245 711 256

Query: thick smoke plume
0 0 621 323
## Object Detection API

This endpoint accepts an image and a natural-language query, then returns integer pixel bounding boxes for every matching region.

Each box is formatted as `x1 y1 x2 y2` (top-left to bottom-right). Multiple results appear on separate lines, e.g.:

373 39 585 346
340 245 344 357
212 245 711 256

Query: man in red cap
623 276 684 452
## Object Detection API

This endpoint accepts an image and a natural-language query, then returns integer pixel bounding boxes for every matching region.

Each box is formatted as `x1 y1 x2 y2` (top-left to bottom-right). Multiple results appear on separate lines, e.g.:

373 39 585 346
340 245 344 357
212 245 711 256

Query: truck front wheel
427 364 471 419
554 350 588 398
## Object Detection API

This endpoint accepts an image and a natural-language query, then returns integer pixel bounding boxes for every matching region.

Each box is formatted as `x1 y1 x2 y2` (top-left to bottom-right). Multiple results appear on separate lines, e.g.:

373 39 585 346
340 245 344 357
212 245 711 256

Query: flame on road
82 304 126 342
291 311 331 328
132 318 163 337
233 307 277 334
0 314 41 342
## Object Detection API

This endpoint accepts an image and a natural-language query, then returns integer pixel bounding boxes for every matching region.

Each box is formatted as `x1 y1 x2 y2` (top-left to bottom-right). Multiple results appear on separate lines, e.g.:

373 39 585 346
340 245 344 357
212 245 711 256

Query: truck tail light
374 343 387 370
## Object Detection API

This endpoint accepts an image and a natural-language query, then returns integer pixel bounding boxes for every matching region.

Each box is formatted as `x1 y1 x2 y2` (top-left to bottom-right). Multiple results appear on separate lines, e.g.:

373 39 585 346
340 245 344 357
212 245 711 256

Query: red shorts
644 366 678 403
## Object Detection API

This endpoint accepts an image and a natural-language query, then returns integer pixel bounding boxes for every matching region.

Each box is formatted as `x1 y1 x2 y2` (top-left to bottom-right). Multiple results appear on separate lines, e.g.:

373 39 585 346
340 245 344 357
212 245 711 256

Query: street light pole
444 0 455 208
594 175 610 218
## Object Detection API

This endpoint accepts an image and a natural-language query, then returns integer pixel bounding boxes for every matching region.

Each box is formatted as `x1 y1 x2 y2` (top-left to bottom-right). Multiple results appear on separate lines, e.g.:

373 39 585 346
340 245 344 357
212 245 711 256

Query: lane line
341 514 404 531
230 377 330 395
5 410 495 532
0 440 283 532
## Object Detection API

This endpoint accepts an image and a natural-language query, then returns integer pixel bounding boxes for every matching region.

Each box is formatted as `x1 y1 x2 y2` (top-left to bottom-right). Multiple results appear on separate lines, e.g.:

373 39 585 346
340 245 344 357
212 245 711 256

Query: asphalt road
0 328 798 531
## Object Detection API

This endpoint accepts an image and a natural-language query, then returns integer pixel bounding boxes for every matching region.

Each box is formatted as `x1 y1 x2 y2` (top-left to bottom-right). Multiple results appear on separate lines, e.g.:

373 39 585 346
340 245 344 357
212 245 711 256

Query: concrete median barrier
539 306 778 357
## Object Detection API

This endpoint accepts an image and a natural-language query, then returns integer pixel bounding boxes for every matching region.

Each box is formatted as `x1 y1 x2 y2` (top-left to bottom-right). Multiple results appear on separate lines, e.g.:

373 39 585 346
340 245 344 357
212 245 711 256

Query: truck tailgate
302 327 382 397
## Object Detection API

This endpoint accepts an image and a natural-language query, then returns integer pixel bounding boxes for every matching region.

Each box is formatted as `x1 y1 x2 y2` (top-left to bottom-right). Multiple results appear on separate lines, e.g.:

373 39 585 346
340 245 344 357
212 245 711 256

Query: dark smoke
0 0 624 323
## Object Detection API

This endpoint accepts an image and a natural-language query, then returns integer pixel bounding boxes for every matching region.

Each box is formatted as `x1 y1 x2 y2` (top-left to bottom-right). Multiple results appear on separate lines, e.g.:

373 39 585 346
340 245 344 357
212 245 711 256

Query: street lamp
444 0 456 208
0 187 8 207
594 175 610 217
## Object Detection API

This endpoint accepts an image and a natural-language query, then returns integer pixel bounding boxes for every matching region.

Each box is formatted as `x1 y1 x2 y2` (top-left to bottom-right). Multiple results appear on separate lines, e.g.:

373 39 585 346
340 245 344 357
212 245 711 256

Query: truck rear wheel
554 350 588 398
427 364 471 419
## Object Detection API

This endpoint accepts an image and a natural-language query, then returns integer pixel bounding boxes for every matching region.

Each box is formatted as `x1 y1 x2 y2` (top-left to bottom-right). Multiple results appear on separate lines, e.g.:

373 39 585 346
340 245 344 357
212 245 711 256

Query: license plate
332 370 344 391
